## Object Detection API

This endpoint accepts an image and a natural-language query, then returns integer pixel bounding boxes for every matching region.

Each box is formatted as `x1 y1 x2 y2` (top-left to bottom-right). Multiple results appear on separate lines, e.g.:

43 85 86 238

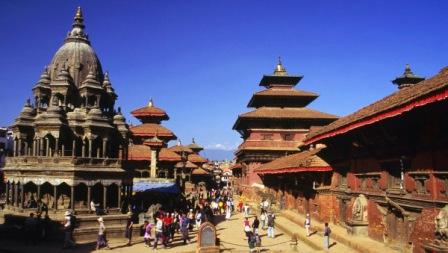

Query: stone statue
435 205 448 242
352 194 368 222
146 203 162 223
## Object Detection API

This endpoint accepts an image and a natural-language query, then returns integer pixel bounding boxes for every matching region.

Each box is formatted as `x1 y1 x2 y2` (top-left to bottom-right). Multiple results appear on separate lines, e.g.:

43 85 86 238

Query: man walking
63 211 75 249
267 213 275 238
305 213 311 237
323 222 331 250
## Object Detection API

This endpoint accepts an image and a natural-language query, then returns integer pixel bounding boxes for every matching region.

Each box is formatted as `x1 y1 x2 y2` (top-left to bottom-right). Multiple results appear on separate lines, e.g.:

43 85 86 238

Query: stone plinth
346 219 369 236
196 222 219 253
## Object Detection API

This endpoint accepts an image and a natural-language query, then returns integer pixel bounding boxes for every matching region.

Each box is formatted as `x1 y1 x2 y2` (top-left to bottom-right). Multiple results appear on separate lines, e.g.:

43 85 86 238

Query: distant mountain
201 149 235 161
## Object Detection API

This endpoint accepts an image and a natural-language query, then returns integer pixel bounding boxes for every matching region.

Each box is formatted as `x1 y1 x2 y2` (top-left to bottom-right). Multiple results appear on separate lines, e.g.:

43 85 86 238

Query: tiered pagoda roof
128 145 181 161
129 99 177 143
233 58 338 158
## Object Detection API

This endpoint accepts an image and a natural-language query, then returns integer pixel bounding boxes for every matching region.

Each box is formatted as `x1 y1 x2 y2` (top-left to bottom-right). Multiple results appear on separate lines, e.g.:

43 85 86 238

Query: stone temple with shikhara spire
2 7 133 240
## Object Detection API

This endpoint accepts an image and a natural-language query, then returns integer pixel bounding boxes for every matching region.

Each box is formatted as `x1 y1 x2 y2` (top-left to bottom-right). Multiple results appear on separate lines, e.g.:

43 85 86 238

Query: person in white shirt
305 213 311 237
96 217 109 250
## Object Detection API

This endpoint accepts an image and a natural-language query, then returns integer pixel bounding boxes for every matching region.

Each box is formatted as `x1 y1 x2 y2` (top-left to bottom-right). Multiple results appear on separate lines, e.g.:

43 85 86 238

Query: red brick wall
366 200 385 242
410 208 437 253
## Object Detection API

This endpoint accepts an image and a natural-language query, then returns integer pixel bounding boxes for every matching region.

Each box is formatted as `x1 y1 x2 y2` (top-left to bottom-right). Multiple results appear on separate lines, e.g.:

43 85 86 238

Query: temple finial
148 98 154 107
192 138 195 144
74 7 84 27
274 56 287 76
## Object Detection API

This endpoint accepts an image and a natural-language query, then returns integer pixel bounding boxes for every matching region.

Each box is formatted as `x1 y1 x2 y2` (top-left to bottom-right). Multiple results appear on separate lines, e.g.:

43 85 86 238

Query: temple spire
274 57 287 76
66 6 88 42
148 98 154 107
392 64 425 89
73 7 85 29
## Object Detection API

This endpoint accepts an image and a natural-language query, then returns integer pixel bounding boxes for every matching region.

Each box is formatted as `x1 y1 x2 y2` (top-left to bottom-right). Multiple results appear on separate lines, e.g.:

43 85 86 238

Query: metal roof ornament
274 57 287 76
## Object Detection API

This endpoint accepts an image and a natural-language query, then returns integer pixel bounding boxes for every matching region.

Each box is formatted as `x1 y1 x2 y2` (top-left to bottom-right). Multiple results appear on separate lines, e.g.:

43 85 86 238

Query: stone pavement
0 210 314 253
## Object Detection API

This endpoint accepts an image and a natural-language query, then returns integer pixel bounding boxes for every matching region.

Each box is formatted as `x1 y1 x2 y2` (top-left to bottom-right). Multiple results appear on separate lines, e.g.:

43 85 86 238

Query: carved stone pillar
14 183 18 207
37 184 41 202
19 184 24 209
88 139 92 158
87 186 91 211
70 185 75 210
39 139 43 156
32 139 36 156
118 185 122 209
102 139 107 158
72 139 76 157
53 185 57 209
13 139 17 157
5 182 9 205
55 138 59 157
24 141 28 156
61 144 65 157
82 141 86 157
150 149 157 178
103 185 107 209
45 138 50 157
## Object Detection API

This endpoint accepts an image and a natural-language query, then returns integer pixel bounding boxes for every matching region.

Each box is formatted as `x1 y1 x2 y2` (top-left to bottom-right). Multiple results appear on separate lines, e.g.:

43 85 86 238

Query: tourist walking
260 211 266 230
267 213 275 238
243 203 249 218
252 216 259 235
305 213 311 237
63 211 75 249
95 217 109 250
225 202 232 220
323 222 331 250
247 231 257 253
195 211 202 229
153 216 165 249
180 214 190 245
125 212 133 246
143 220 152 247
243 217 251 238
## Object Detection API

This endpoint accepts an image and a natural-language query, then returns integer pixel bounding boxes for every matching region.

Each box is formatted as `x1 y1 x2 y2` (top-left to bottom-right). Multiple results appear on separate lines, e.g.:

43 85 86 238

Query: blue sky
0 1 447 152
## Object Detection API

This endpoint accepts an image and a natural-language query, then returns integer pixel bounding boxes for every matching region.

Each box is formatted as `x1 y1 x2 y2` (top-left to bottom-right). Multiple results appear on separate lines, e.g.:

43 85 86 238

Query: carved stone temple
1 7 132 239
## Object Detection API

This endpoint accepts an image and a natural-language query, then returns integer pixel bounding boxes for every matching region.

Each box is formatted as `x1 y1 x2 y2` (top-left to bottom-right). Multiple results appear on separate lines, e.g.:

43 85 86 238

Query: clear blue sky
0 1 447 151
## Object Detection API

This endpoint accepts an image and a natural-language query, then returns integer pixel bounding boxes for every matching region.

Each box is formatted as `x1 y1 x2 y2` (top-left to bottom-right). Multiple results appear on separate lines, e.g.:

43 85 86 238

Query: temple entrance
23 182 37 208
107 183 118 208
75 183 88 209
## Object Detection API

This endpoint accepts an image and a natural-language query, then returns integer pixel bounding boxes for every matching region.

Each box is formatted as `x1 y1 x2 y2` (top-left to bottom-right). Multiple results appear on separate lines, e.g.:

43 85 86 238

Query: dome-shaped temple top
49 7 103 88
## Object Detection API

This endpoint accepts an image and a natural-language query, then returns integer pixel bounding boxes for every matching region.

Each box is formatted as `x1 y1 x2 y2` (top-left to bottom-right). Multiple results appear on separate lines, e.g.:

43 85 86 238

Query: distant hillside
202 149 235 161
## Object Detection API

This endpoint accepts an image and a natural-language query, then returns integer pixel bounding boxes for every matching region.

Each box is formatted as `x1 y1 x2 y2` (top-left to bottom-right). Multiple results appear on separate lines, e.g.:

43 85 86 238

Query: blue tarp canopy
133 181 180 194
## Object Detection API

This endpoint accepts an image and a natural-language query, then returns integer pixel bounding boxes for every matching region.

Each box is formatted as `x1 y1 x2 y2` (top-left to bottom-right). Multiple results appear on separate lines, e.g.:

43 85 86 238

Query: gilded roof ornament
274 57 287 76
148 98 154 107
392 64 425 89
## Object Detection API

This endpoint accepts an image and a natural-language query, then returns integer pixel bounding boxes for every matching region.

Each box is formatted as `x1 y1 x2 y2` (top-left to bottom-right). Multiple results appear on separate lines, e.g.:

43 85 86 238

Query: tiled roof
175 160 198 169
127 145 181 161
192 168 210 175
131 105 168 119
254 148 331 174
253 88 318 97
130 123 176 138
169 145 194 154
305 67 448 144
188 154 208 164
236 140 301 152
238 107 338 120
187 142 203 151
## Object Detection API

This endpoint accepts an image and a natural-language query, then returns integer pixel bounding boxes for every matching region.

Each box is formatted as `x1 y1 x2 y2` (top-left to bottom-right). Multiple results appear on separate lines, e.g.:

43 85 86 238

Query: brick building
299 64 448 253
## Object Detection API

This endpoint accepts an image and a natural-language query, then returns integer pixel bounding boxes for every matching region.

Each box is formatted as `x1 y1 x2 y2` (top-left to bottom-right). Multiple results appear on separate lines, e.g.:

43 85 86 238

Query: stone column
14 183 18 207
150 149 157 178
102 139 107 158
18 139 22 156
61 144 65 157
87 186 91 211
5 182 9 205
39 139 43 156
55 138 59 157
118 185 122 209
53 185 57 209
82 141 86 157
72 139 76 157
70 185 75 210
19 184 24 209
45 138 50 157
88 139 92 158
32 139 36 156
103 185 107 209
13 139 17 157
24 141 28 156
37 184 41 202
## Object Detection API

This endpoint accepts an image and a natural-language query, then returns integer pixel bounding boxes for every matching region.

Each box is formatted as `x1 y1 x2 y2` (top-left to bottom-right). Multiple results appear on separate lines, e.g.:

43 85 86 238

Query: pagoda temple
232 59 338 194
127 99 181 180
2 7 132 240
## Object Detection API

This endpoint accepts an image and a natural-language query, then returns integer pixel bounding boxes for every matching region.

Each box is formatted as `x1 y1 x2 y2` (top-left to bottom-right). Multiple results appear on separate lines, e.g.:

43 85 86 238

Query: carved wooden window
360 177 367 191
261 134 273 140
414 175 428 194
283 134 293 141
371 176 380 190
